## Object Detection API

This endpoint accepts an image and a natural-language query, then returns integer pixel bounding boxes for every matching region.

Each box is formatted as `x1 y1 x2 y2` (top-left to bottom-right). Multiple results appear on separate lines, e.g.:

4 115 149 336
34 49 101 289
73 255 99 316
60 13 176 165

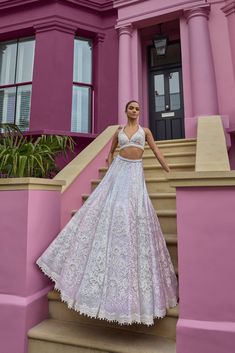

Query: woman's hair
125 100 140 112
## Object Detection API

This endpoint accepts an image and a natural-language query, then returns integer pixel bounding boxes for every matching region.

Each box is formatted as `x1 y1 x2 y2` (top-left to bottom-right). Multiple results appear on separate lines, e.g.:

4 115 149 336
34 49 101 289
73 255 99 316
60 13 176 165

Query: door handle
165 104 170 110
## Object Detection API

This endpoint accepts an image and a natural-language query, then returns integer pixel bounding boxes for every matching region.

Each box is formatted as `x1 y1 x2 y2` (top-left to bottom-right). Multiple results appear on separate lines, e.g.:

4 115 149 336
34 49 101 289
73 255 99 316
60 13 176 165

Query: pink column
131 28 144 124
222 1 235 78
117 25 133 124
184 6 218 116
30 20 76 131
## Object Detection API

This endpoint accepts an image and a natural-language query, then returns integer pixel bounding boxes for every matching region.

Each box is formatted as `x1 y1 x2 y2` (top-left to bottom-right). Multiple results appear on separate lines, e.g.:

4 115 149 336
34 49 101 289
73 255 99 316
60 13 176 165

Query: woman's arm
144 128 170 172
107 127 120 167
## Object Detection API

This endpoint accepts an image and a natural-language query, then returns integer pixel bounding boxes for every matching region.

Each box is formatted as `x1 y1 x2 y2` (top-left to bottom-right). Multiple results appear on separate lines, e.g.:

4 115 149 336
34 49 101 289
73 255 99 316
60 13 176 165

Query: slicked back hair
125 100 140 112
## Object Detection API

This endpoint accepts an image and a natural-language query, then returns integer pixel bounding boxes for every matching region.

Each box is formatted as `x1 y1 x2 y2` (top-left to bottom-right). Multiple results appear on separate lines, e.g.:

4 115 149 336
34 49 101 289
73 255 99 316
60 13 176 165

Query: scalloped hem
36 258 178 326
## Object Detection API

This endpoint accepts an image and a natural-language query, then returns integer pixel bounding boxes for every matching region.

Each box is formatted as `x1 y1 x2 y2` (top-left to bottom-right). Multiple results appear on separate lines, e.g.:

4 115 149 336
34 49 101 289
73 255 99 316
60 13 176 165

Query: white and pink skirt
36 154 178 326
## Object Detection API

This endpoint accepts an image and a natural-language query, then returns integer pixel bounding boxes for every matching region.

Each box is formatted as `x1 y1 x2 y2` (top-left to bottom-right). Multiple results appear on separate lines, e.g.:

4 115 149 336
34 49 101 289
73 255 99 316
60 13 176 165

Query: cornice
221 1 235 16
33 18 77 34
115 0 202 28
59 0 114 12
113 0 144 9
0 0 38 10
0 0 114 12
0 14 108 35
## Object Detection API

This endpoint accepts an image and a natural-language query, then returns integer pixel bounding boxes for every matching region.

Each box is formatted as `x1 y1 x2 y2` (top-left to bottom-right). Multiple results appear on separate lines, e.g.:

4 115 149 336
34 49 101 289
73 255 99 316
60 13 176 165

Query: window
71 37 93 133
0 37 35 131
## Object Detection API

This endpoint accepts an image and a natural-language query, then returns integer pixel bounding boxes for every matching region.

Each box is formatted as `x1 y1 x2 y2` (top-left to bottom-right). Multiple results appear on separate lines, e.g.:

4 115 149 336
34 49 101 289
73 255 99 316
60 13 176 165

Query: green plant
0 123 75 178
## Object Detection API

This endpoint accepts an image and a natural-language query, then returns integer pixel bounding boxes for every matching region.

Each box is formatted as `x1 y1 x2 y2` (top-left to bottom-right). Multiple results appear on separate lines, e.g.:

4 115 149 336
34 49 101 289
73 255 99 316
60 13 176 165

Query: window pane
169 72 180 110
0 87 16 124
15 85 31 131
16 38 35 83
0 41 17 85
154 74 165 112
71 85 91 133
73 38 92 84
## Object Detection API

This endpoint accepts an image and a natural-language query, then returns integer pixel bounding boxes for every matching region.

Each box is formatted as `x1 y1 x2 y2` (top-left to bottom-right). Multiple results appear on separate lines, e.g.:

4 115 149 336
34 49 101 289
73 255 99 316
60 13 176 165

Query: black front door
149 67 184 140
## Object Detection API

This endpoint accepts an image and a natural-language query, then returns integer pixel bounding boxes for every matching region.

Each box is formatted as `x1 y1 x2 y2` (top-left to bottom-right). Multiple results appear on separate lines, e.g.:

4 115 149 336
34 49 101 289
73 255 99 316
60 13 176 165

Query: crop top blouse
118 125 145 151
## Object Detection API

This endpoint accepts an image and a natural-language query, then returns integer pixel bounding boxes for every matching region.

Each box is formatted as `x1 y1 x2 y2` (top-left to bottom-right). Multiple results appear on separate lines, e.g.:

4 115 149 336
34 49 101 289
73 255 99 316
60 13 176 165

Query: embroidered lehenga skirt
36 155 178 326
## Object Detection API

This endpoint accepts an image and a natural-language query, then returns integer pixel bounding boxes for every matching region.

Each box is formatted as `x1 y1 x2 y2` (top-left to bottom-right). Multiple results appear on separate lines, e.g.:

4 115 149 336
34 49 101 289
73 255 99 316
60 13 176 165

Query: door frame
147 42 185 140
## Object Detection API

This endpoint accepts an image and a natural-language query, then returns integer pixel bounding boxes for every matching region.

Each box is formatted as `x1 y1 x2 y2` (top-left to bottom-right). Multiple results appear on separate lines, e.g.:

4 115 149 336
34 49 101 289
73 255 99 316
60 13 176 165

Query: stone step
28 319 176 353
115 139 196 154
141 152 196 165
150 137 196 145
145 139 196 153
82 192 176 211
47 291 179 340
156 210 177 234
99 163 195 179
91 177 175 193
165 233 178 271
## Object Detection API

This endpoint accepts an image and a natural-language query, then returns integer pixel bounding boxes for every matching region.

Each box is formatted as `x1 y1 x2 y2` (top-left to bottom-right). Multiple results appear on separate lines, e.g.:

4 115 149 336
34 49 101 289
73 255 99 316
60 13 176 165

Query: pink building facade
1 1 235 353
1 0 235 149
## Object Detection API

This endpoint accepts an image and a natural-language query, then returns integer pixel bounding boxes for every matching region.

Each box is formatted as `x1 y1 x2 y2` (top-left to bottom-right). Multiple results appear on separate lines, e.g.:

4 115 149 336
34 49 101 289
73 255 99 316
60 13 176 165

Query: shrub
0 124 75 178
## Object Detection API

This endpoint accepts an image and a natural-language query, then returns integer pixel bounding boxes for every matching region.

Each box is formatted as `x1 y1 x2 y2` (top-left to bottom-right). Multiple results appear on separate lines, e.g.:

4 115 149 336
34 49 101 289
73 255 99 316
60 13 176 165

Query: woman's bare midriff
119 146 144 160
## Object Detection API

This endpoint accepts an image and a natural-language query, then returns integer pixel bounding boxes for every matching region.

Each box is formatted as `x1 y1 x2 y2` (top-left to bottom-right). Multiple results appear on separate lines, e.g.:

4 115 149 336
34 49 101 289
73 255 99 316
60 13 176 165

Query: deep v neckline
122 125 140 141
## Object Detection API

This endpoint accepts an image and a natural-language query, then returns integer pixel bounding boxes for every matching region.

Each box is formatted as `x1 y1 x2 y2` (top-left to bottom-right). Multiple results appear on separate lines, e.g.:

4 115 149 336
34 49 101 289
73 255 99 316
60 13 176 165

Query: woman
36 100 178 326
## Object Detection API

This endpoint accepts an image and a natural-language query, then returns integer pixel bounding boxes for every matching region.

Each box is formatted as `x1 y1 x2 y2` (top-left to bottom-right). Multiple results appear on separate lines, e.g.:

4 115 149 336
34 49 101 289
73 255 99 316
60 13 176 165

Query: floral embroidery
37 155 178 326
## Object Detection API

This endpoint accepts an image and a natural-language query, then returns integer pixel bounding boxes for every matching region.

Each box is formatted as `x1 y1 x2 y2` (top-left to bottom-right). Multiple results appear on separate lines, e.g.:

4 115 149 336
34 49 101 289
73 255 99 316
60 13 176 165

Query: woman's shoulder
114 125 123 136
141 126 152 134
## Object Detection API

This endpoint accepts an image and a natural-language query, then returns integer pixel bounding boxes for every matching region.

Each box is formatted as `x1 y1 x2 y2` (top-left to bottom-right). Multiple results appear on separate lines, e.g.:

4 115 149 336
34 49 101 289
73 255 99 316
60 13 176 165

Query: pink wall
180 2 235 138
115 0 235 167
0 188 62 353
1 0 235 142
0 1 118 134
175 186 235 353
30 26 75 131
94 25 119 132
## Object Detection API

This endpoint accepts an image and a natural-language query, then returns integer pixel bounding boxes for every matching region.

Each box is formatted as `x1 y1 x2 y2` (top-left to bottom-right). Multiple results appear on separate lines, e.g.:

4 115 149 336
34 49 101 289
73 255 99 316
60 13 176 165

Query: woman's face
126 102 140 120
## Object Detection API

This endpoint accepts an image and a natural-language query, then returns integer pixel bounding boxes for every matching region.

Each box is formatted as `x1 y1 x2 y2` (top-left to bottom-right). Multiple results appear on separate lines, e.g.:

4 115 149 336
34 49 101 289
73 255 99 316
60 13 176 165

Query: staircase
28 138 196 353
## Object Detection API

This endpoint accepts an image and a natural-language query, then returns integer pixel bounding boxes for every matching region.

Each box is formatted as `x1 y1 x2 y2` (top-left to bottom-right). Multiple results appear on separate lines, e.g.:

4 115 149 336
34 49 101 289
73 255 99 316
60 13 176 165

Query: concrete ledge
166 171 235 187
54 125 119 193
196 116 230 171
0 178 65 191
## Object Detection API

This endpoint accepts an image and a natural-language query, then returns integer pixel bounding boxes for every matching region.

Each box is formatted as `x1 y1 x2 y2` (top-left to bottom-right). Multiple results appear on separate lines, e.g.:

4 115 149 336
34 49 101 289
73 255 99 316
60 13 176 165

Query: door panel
149 67 184 141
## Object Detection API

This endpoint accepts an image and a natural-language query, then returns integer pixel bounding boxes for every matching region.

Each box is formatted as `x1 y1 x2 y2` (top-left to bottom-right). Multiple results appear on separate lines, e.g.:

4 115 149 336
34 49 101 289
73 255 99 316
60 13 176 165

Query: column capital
221 1 235 16
33 18 77 35
184 5 211 23
116 24 133 37
94 32 105 45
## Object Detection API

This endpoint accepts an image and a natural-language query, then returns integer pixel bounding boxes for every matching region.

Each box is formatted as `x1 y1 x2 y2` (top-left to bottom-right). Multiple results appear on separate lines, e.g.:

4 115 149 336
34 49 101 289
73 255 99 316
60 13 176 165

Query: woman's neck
126 119 139 128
